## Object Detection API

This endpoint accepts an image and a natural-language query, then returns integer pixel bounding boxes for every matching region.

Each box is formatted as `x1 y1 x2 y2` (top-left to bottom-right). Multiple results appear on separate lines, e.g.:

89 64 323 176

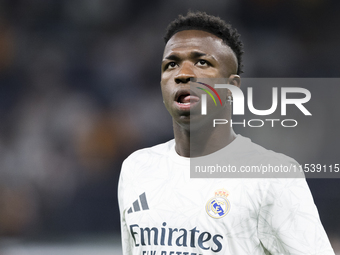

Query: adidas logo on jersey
128 192 149 214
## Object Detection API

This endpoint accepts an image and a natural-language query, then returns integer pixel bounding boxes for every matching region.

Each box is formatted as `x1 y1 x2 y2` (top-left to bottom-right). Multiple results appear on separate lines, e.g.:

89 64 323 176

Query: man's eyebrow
163 54 180 61
190 51 207 58
190 51 218 62
163 51 216 62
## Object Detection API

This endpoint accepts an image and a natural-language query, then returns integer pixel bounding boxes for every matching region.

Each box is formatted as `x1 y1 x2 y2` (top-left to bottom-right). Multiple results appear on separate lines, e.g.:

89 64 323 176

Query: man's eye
167 62 177 69
196 60 208 66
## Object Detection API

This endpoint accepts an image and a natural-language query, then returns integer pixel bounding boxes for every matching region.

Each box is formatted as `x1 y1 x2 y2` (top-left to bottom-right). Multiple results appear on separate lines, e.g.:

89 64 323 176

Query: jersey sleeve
118 158 134 255
257 178 335 255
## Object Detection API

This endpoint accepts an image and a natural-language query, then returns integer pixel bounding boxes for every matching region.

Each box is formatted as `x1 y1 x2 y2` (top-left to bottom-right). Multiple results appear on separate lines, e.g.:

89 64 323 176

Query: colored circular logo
206 189 231 219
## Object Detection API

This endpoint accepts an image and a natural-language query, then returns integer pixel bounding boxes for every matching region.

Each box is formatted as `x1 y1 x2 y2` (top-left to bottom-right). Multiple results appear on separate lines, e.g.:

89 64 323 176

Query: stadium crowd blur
0 0 339 249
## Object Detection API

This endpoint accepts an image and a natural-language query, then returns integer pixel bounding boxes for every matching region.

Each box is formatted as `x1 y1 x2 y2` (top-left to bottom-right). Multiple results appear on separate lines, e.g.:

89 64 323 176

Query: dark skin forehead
163 30 238 77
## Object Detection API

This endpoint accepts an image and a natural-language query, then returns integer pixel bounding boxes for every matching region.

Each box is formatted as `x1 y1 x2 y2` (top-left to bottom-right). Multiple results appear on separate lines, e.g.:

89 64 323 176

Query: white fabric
118 135 334 255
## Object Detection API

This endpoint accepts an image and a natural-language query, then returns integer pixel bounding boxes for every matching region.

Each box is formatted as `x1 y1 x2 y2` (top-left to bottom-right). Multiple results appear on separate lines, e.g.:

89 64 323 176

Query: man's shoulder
233 135 299 165
123 139 175 165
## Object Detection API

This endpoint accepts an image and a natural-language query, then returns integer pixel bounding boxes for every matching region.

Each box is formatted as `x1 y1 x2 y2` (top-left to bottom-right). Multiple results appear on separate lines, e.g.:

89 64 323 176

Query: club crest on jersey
206 189 230 219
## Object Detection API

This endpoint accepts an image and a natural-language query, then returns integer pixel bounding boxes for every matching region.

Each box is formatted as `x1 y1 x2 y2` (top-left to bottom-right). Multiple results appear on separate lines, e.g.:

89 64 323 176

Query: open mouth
175 90 200 109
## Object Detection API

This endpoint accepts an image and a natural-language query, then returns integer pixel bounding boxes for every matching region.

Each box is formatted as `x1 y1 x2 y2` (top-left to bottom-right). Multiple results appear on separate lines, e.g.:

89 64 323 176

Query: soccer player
118 11 334 254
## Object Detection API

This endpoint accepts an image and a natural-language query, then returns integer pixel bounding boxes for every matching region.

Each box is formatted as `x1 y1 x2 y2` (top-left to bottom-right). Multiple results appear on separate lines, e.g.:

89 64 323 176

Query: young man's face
161 30 239 127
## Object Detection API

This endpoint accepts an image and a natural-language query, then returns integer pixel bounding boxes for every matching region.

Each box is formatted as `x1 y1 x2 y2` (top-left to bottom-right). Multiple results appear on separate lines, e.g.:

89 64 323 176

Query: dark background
0 0 339 251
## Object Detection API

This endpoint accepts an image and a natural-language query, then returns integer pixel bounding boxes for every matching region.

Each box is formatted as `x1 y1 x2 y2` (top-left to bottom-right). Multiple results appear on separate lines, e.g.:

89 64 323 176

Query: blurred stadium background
0 0 340 254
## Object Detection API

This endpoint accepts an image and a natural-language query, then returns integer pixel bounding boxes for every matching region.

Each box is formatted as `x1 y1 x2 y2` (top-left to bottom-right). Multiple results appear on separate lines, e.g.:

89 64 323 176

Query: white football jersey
118 135 334 255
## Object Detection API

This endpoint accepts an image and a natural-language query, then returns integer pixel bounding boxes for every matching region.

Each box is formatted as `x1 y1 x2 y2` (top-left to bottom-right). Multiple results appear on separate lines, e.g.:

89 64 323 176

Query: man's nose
174 62 196 84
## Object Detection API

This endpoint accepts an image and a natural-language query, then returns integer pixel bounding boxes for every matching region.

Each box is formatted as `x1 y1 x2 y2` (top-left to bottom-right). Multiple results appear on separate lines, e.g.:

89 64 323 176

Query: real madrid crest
206 189 230 219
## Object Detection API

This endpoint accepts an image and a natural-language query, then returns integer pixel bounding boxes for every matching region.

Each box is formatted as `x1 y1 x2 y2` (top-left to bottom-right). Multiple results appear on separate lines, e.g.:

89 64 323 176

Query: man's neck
173 119 236 158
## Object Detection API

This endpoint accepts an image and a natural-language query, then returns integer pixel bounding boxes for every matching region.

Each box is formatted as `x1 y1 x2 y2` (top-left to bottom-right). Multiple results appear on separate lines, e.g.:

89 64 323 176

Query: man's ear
228 74 241 88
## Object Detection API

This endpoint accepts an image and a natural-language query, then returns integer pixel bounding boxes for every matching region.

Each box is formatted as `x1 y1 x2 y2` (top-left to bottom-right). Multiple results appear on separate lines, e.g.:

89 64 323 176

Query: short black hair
164 11 244 74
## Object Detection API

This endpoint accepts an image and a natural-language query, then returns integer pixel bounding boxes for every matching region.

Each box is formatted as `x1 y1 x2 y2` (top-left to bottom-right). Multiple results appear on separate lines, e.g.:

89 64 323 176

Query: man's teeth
178 102 190 105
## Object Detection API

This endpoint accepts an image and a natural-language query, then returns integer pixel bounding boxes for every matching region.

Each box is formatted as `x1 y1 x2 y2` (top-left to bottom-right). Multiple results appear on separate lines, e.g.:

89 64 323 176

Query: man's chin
174 114 214 131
